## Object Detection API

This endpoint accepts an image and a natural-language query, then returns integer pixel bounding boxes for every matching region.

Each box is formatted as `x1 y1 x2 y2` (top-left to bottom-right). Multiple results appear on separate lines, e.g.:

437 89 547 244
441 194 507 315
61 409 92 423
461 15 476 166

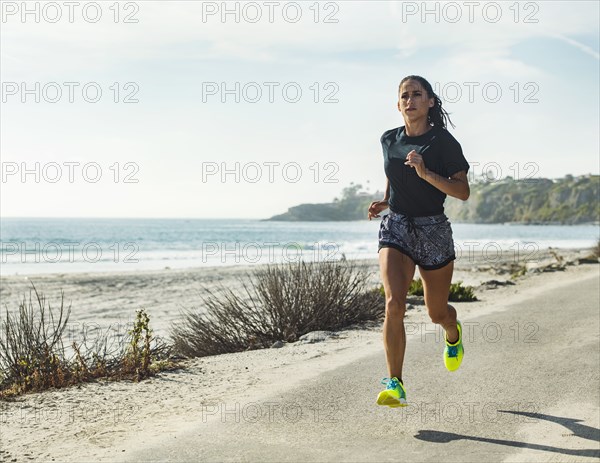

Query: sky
1 0 599 219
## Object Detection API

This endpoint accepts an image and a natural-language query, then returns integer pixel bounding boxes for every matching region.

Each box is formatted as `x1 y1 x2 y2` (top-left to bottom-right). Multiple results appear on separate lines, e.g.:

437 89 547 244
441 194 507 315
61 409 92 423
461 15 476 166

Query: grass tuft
0 282 176 400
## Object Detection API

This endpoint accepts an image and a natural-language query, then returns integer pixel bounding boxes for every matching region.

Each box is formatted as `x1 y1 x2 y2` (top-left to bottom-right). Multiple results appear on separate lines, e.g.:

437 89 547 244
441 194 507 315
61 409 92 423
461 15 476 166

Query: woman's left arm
405 150 470 201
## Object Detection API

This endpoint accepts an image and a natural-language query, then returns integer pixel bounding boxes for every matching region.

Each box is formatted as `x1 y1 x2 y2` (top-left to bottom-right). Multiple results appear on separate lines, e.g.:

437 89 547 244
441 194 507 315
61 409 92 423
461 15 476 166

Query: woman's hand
368 200 389 220
404 150 428 178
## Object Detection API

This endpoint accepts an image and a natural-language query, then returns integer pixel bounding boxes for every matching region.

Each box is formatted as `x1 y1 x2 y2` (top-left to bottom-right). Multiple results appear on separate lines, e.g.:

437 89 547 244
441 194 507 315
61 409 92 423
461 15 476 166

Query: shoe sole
376 391 407 408
387 400 407 408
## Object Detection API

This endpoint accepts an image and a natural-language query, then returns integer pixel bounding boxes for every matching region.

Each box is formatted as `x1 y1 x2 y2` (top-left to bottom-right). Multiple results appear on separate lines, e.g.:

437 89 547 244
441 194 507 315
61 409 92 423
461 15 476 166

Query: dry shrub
170 259 384 357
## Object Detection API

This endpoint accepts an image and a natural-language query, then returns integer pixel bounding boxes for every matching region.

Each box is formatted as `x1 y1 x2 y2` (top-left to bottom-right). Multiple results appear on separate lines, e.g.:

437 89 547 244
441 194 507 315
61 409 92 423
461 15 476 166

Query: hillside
444 175 599 224
265 184 381 222
264 175 599 224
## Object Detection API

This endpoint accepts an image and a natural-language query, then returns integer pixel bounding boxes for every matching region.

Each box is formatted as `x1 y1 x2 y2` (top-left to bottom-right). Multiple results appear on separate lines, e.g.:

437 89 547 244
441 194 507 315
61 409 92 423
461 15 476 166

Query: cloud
1 1 597 81
546 33 600 60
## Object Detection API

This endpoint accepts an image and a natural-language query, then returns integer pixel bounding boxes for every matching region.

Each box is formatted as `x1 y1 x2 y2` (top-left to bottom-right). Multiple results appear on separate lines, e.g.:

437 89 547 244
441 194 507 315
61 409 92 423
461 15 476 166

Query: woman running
368 75 471 407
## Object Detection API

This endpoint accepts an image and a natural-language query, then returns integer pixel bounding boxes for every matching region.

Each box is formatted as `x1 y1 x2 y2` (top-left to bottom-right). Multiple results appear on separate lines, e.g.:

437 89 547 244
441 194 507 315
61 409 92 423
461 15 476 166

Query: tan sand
0 246 597 462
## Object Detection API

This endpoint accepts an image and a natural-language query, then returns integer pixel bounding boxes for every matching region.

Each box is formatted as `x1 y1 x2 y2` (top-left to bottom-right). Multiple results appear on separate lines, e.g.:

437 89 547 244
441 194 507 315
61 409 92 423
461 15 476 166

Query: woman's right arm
368 177 390 219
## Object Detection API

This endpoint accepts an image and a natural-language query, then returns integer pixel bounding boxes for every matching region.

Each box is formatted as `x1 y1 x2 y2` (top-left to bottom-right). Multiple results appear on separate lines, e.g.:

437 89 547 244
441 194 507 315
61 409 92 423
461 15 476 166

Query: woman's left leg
419 260 459 344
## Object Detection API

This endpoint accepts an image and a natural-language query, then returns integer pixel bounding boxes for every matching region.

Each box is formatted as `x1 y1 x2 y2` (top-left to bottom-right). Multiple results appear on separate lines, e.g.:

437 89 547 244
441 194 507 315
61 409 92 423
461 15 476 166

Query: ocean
1 217 598 276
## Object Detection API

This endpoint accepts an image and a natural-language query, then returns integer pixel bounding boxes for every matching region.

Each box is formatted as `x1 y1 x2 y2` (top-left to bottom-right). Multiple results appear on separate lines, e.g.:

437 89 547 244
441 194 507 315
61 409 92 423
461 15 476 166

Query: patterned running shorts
378 209 456 270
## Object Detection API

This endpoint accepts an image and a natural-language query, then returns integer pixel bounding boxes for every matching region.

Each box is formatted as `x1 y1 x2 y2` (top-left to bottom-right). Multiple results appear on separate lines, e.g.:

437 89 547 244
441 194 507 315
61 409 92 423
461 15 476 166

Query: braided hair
398 75 455 130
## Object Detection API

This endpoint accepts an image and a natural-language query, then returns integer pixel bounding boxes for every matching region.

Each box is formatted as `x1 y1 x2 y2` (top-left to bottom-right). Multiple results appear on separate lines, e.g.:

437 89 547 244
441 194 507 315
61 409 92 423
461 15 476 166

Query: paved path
123 270 600 462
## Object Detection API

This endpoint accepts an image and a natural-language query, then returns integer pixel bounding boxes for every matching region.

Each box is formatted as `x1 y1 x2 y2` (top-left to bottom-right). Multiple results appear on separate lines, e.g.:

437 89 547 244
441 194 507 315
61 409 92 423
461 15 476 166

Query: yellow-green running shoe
444 320 464 371
376 377 407 407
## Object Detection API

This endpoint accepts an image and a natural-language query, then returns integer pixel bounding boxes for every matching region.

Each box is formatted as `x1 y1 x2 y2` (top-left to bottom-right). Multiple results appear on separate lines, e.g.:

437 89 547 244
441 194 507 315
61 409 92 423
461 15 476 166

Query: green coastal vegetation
397 277 478 302
265 174 600 224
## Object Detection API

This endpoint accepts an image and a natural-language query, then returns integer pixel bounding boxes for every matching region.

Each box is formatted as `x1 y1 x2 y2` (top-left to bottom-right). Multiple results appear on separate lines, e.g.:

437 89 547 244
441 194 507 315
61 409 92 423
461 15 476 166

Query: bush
170 259 385 357
510 265 528 279
0 282 175 399
379 278 476 301
408 278 424 296
448 281 478 302
122 309 153 381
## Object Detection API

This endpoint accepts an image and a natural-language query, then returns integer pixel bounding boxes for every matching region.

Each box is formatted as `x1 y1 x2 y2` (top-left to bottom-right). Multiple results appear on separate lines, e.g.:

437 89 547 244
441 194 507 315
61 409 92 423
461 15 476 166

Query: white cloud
546 32 600 60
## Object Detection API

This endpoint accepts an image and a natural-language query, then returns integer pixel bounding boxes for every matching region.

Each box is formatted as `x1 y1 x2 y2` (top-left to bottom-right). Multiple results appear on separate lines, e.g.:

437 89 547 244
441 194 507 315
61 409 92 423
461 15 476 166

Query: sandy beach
1 247 594 341
1 246 598 462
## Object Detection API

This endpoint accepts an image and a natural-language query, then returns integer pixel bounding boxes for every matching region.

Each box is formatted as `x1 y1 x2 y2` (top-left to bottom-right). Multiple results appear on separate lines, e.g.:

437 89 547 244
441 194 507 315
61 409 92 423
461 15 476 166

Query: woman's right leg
379 247 416 381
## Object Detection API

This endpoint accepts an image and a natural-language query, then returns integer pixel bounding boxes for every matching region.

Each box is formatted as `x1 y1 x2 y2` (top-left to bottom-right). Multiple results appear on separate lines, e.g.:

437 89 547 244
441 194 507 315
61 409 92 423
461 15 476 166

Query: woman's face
397 80 435 123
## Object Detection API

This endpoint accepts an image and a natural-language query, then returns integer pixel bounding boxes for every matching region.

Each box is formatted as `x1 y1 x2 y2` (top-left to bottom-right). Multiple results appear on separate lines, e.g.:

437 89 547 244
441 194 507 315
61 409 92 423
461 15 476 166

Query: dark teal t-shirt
380 125 470 217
